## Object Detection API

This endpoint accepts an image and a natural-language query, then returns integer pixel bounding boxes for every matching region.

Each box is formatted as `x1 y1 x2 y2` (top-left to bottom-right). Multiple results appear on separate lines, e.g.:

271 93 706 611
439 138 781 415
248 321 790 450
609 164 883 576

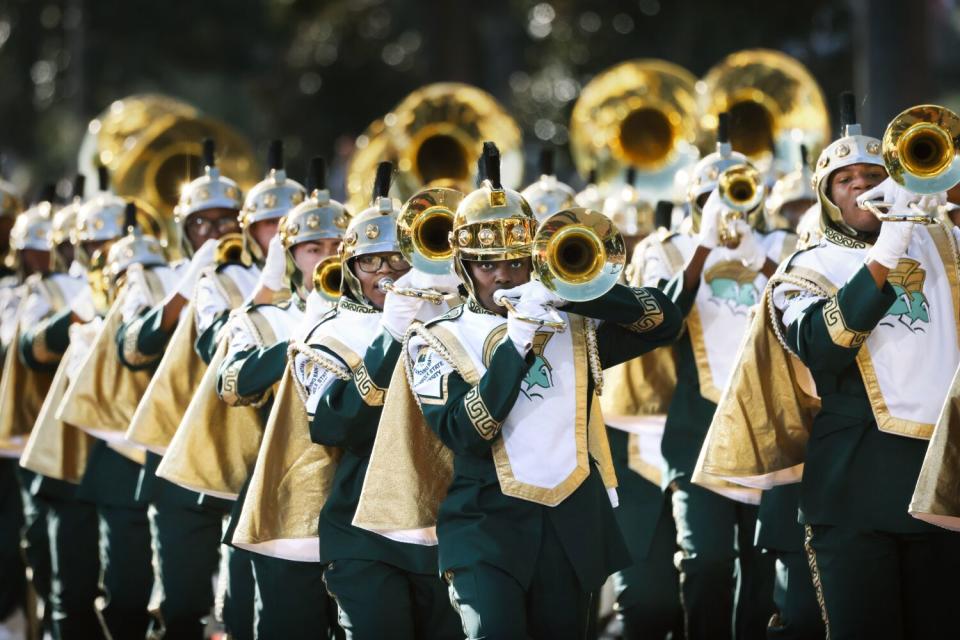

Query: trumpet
857 104 960 224
716 164 764 249
214 233 247 265
312 255 342 302
382 186 462 305
495 208 626 331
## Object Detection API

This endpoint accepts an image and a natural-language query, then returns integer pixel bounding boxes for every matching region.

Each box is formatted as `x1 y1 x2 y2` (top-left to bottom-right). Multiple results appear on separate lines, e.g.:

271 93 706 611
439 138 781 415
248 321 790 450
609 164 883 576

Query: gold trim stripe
464 386 501 440
821 297 869 349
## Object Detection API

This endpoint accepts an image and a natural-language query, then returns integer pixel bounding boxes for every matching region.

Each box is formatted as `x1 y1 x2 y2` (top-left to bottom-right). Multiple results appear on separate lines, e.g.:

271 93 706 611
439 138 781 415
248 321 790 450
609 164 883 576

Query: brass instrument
570 59 700 198
86 247 113 315
857 105 960 224
496 208 626 330
716 164 764 249
77 94 260 256
213 232 247 266
312 255 342 302
700 50 830 170
346 84 523 214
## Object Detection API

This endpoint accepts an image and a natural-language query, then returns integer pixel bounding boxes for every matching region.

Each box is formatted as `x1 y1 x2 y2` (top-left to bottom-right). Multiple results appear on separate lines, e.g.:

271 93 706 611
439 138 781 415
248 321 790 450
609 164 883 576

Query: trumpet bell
884 104 960 195
312 256 342 302
533 208 625 302
214 233 247 266
397 187 461 275
718 164 764 212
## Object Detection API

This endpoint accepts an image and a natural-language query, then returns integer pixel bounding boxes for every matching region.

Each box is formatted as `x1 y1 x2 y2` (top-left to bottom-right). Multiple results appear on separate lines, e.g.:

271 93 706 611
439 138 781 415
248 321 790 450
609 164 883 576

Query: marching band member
289 161 461 639
353 143 682 639
115 139 253 639
640 114 787 639
217 156 346 638
521 146 577 223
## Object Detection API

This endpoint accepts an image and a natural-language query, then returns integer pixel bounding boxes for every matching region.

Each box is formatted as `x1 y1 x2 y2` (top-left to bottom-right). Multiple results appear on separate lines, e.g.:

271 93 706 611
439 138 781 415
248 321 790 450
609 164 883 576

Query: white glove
380 271 426 340
407 269 462 296
493 280 563 308
696 190 724 249
866 221 915 269
70 288 97 323
728 221 766 271
175 238 218 298
505 297 557 356
258 235 287 291
303 290 331 327
856 177 944 217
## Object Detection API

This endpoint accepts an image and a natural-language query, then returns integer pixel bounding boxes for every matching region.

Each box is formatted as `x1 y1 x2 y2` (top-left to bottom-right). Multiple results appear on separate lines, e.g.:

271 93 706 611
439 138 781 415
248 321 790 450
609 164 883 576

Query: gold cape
19 343 93 482
56 272 165 464
692 277 821 493
909 362 960 530
125 301 205 453
156 336 267 499
231 362 340 561
352 319 616 541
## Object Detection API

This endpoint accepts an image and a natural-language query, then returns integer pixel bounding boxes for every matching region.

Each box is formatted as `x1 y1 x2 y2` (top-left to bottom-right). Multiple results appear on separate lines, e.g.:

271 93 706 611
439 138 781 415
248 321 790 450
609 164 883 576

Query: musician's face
350 251 410 310
466 257 532 316
828 163 887 234
291 239 340 291
248 219 280 256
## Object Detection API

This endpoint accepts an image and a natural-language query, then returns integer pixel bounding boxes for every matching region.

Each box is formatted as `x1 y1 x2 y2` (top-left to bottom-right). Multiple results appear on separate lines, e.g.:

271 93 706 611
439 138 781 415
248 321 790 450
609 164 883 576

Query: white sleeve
193 272 230 335
18 287 52 328
292 346 349 418
408 335 456 405
120 270 153 323
222 313 259 362
640 242 674 288
772 281 825 331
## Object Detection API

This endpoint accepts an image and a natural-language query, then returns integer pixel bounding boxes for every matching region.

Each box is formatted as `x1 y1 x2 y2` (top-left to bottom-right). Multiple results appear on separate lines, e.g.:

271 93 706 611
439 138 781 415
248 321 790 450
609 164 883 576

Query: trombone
495 208 626 331
312 255 342 303
381 186 462 305
857 104 960 224
715 164 764 249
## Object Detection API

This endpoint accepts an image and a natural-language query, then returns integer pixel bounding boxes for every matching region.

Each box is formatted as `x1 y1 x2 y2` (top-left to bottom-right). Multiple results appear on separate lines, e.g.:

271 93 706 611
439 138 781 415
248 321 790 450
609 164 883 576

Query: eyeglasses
189 215 240 235
355 253 410 273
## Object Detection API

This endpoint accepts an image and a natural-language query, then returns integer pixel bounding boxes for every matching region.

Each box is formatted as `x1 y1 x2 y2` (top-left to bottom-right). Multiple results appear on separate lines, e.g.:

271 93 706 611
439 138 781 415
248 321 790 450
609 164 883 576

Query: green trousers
805 524 960 639
219 544 255 640
766 549 824 640
0 459 25 622
446 517 594 640
670 477 775 640
45 494 103 639
324 559 459 640
250 555 341 639
147 497 222 639
16 468 52 633
96 503 153 639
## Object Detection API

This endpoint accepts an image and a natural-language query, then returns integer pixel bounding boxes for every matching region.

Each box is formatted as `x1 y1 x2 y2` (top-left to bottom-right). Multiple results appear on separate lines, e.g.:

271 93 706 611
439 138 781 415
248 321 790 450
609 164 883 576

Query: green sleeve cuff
115 306 169 370
136 305 173 356
43 308 73 354
195 313 229 365
661 273 698 318
18 308 72 370
836 265 897 331
363 330 403 388
235 341 289 399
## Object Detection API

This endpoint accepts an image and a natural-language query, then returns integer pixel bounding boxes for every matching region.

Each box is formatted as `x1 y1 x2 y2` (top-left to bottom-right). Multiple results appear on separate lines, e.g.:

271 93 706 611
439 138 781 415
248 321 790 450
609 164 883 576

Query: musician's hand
408 269 461 295
257 234 287 291
380 270 425 340
857 177 942 217
729 221 766 271
866 220 915 270
696 190 724 250
494 280 563 308
505 298 548 356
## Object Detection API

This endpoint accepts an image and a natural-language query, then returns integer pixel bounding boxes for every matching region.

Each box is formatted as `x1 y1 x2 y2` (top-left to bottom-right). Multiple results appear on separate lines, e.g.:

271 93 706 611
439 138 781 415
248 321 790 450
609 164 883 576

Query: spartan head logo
703 261 760 315
483 326 555 402
881 258 930 333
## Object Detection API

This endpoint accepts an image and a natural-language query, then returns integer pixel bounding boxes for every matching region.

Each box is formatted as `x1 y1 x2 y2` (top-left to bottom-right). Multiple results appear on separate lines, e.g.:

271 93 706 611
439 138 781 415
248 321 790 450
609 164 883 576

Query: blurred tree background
1 0 958 200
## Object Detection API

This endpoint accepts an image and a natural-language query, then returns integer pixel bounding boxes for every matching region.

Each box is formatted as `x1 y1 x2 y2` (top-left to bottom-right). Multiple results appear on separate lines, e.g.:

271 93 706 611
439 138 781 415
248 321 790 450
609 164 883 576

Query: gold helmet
602 167 654 238
174 138 243 254
765 145 817 232
279 157 350 288
75 166 132 266
11 187 56 253
105 202 167 282
452 142 536 301
339 161 403 304
50 176 87 272
686 113 754 230
812 92 884 242
520 148 577 223
242 140 306 264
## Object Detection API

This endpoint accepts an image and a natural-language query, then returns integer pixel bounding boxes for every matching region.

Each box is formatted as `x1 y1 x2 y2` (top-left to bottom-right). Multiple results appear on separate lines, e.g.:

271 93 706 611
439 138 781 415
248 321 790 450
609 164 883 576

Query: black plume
586 167 597 185
538 147 555 176
202 138 216 168
124 202 137 231
482 141 501 189
716 112 730 144
307 156 326 192
476 152 487 186
373 161 393 201
97 165 110 192
267 139 284 171
625 166 637 185
654 200 673 229
72 174 86 200
839 91 857 132
800 144 809 167
38 183 57 204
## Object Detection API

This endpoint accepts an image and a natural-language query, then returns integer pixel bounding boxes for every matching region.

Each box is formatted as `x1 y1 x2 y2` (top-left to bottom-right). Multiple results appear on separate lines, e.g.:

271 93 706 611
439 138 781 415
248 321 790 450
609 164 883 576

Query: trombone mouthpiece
377 277 394 293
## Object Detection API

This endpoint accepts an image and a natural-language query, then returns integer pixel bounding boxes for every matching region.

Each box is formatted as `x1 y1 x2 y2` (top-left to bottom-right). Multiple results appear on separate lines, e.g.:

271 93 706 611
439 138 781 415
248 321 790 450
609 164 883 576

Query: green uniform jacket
310 329 438 575
420 285 683 592
785 266 935 533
